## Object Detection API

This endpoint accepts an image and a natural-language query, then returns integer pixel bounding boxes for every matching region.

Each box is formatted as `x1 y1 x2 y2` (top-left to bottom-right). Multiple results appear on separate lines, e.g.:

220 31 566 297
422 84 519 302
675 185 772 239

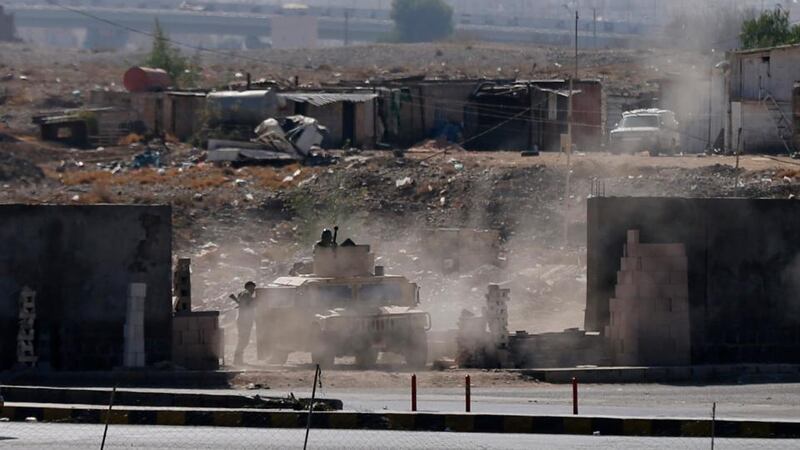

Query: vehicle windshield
358 283 404 305
316 285 353 305
620 115 660 128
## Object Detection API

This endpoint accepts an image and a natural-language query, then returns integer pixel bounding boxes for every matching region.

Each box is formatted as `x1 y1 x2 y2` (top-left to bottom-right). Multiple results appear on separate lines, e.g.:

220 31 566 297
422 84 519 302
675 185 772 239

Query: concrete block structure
606 230 691 366
171 257 221 369
486 284 510 352
124 283 147 368
173 258 192 313
172 312 222 370
586 197 800 365
16 287 37 367
509 329 609 368
0 205 172 370
0 6 16 42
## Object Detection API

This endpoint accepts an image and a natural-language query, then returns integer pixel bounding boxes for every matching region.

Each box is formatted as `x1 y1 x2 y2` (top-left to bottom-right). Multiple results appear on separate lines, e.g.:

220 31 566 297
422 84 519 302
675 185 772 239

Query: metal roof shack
277 92 379 148
278 92 379 107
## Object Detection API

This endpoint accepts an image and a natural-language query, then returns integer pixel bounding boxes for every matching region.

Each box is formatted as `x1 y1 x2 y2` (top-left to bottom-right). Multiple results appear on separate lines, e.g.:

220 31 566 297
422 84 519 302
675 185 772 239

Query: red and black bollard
572 376 578 415
411 373 417 412
465 374 471 412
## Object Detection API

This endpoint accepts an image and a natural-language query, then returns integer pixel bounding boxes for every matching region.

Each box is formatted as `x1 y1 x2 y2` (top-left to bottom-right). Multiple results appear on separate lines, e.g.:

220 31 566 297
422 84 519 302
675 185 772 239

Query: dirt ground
231 367 535 390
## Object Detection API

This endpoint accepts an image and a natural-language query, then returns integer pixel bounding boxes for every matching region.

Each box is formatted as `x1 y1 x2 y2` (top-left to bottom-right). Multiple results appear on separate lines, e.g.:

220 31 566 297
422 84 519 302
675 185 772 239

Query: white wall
731 101 788 153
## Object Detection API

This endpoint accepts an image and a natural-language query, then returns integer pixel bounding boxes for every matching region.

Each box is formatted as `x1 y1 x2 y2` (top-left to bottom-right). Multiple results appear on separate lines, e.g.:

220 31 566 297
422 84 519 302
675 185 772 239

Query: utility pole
707 59 714 151
565 9 578 246
593 8 597 49
575 10 579 80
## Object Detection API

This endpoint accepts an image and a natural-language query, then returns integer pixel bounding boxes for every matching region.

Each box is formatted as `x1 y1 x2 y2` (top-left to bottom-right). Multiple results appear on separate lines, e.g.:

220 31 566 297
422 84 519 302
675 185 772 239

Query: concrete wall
130 92 163 135
355 99 375 148
731 100 789 153
173 312 221 370
394 81 481 146
281 100 375 148
0 205 172 370
570 80 604 151
164 94 206 141
727 46 800 153
586 197 800 365
731 46 800 103
607 230 691 366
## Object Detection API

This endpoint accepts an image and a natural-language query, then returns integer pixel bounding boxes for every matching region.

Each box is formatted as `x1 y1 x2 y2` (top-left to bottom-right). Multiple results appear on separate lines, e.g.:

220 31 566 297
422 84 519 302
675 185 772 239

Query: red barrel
123 66 172 93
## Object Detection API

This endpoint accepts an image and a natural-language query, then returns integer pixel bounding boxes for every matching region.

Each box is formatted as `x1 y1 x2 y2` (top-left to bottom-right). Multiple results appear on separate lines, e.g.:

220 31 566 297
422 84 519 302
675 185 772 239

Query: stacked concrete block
606 230 691 366
173 258 192 313
486 284 511 350
173 311 221 370
123 283 147 368
457 284 513 368
17 287 37 366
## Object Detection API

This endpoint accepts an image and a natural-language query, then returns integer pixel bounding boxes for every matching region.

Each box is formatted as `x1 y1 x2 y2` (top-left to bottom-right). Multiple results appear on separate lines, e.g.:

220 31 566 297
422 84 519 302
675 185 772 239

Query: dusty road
1 423 796 449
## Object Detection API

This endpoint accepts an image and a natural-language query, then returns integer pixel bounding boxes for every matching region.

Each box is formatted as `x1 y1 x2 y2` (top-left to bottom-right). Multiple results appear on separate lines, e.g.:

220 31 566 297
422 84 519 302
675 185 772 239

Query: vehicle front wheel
355 346 378 369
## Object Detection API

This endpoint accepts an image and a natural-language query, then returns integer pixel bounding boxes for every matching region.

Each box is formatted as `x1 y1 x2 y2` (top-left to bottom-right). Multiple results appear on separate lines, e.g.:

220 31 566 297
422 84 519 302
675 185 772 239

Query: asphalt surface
99 382 800 420
1 423 799 449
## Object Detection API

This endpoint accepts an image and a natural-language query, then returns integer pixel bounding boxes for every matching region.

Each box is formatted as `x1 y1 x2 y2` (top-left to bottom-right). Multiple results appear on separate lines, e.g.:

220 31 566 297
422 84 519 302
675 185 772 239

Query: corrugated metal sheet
279 92 378 107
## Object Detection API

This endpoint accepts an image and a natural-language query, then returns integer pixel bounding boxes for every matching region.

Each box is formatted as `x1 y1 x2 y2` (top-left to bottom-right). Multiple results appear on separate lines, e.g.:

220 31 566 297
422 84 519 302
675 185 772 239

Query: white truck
609 109 681 156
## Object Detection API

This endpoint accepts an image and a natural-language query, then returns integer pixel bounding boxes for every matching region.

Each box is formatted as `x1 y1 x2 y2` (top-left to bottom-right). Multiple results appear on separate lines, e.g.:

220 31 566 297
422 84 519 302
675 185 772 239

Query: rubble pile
0 151 44 182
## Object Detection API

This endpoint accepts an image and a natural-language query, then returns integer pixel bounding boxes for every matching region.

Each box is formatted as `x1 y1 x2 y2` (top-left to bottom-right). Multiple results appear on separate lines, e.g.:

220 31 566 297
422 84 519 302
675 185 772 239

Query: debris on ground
0 152 44 181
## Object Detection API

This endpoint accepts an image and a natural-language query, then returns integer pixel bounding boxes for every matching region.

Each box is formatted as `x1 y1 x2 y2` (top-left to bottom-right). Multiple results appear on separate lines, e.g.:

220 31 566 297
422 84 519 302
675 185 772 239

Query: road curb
0 386 343 411
2 405 799 438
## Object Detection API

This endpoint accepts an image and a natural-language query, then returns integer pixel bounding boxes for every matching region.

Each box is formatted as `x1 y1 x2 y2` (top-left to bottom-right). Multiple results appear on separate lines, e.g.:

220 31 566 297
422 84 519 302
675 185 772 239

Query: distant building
277 91 378 148
726 43 800 153
271 4 318 50
0 5 17 42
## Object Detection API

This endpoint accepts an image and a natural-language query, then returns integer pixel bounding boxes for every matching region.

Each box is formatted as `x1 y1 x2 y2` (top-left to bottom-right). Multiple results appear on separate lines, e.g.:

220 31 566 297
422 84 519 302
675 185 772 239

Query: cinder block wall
586 197 800 365
607 230 691 366
173 312 221 370
0 205 172 370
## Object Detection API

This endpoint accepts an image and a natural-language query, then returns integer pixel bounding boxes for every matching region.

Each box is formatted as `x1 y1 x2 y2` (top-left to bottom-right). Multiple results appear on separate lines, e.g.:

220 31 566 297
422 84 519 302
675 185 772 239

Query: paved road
113 382 800 420
1 423 798 449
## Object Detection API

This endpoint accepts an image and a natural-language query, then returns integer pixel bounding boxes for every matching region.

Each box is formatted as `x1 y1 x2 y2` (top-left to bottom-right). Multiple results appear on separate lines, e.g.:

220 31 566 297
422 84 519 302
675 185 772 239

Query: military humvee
254 230 430 368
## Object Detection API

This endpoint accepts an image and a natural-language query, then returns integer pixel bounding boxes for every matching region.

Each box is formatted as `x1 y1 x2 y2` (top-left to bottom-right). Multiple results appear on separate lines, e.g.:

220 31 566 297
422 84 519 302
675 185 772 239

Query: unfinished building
0 205 173 370
586 197 800 365
726 43 800 153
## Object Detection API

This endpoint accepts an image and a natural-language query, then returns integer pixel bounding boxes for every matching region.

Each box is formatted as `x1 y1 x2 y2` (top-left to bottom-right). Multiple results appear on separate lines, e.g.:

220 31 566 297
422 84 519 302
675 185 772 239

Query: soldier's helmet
321 228 333 243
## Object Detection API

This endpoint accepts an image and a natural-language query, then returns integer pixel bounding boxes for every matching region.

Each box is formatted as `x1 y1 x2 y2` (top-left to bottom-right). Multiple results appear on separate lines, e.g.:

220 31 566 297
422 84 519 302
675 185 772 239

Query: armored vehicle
254 229 430 368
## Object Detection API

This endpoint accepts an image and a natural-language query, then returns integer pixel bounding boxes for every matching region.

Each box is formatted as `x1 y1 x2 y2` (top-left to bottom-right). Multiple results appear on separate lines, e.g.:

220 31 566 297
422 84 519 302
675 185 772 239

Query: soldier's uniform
233 283 257 365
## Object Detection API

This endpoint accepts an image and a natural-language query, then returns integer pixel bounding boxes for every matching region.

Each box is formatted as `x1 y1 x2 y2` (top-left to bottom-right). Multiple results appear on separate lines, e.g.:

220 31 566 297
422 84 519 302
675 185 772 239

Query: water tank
123 67 172 93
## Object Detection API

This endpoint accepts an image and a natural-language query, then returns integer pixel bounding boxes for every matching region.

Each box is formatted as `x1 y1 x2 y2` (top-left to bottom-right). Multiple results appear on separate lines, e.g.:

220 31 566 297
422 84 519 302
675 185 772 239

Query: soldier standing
316 227 338 248
230 281 257 365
